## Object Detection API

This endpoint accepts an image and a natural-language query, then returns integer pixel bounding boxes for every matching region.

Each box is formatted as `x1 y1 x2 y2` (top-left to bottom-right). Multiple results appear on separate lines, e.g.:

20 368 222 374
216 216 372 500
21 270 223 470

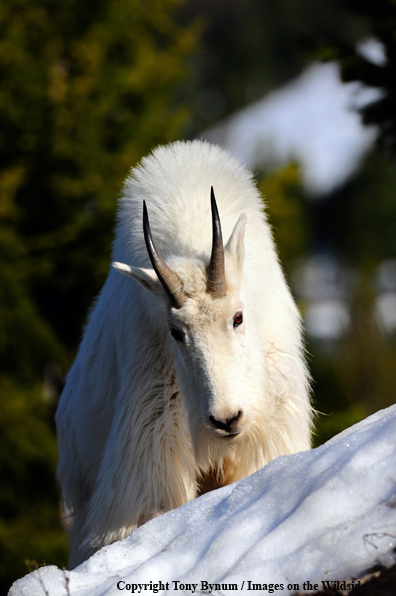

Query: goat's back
113 140 267 268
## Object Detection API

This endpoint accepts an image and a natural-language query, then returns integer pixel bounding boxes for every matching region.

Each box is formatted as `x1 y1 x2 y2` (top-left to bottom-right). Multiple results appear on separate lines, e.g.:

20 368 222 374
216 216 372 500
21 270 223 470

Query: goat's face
166 262 253 443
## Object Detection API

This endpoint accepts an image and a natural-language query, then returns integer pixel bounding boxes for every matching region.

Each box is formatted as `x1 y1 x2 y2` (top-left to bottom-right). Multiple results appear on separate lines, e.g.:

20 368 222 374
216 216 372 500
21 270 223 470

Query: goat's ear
225 213 246 272
112 262 162 296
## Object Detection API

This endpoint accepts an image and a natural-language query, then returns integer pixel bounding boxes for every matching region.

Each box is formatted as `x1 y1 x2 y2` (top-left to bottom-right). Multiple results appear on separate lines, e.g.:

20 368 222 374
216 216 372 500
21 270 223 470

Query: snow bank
9 405 396 596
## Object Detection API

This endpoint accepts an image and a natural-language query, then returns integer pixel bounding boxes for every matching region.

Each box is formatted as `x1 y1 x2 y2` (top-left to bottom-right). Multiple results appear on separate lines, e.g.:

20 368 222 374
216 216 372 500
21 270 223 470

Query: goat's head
113 188 258 454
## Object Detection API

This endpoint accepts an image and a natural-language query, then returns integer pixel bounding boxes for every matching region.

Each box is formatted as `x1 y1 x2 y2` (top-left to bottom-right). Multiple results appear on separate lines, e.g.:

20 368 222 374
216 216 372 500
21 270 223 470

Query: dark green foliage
341 0 396 153
314 0 396 154
332 151 396 266
0 0 198 359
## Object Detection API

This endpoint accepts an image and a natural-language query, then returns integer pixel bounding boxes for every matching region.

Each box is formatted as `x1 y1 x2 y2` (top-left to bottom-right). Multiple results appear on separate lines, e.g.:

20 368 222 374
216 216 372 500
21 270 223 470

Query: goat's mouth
209 426 243 439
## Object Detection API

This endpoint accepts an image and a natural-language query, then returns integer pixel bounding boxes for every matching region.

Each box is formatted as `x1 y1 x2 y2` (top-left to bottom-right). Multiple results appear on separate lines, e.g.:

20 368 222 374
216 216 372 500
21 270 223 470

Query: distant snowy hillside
203 62 381 196
9 405 396 596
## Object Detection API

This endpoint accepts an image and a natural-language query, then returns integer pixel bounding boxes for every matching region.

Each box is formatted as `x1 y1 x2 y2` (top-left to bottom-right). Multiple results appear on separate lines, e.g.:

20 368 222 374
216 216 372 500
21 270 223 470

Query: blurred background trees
2 0 396 590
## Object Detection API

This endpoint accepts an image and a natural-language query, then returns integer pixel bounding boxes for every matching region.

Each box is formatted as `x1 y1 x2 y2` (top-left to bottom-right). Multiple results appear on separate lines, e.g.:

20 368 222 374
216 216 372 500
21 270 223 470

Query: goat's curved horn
143 201 187 308
207 187 226 298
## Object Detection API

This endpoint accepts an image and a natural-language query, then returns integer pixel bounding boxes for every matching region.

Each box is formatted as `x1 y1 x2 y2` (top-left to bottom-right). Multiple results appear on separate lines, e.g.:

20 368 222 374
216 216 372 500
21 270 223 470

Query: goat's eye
170 328 184 342
233 311 243 327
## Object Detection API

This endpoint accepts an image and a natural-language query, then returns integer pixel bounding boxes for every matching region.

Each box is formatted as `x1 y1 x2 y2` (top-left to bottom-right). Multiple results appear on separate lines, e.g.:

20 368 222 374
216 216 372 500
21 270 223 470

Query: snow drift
9 405 396 596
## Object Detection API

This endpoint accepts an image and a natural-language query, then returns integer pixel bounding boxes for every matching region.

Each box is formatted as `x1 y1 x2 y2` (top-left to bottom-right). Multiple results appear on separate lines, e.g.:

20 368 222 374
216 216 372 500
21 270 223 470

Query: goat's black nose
209 410 243 435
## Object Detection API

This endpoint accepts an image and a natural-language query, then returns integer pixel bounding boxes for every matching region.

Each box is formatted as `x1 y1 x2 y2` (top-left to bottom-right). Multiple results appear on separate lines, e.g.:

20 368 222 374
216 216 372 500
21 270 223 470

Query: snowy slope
9 405 396 596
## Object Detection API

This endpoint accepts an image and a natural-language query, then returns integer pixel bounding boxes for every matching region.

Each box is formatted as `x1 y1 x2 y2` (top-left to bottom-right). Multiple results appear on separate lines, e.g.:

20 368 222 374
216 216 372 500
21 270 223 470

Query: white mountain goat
56 140 313 568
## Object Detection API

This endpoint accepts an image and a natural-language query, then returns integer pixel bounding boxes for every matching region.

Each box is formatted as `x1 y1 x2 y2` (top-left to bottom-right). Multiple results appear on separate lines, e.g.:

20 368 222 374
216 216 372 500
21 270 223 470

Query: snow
9 405 396 596
358 38 387 68
203 62 383 196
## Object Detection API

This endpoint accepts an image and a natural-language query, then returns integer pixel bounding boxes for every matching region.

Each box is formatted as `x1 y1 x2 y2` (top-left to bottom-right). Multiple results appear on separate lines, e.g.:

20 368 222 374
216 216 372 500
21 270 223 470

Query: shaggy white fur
56 140 313 568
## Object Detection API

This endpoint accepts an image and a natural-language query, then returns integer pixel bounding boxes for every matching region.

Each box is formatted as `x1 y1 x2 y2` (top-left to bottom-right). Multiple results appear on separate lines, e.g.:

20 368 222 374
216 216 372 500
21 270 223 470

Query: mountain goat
56 140 313 568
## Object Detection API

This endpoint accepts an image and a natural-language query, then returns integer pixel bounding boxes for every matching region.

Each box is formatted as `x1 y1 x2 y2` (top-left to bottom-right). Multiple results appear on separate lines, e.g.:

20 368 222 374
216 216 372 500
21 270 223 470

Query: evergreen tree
315 0 396 155
0 0 198 363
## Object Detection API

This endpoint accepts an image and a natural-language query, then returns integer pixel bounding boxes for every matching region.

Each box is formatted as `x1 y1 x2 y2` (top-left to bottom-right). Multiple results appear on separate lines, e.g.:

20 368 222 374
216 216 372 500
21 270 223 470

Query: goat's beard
190 403 270 490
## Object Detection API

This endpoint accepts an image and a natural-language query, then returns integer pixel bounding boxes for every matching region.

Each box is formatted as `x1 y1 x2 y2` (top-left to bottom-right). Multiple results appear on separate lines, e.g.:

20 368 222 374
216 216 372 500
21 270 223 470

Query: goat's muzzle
208 410 244 437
